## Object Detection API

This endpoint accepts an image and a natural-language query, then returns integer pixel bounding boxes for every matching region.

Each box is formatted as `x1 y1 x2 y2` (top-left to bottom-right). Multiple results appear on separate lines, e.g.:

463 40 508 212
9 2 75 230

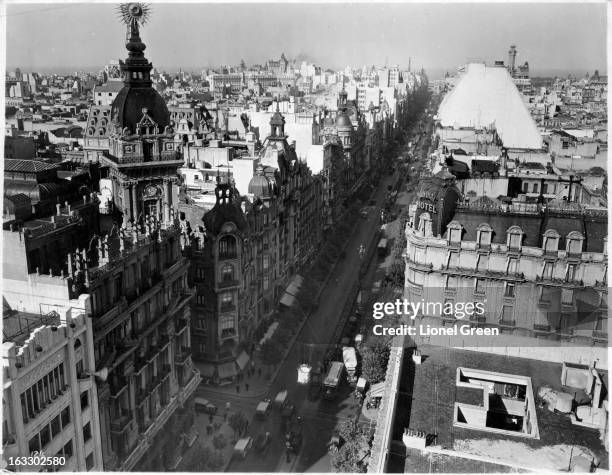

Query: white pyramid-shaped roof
437 63 542 150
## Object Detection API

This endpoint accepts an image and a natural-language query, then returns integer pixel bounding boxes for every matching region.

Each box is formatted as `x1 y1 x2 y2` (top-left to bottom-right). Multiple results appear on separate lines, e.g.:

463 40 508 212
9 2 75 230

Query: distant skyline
5 2 607 78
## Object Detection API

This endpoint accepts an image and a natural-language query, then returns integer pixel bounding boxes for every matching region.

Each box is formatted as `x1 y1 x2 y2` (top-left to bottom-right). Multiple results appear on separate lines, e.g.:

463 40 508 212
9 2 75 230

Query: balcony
220 328 237 339
537 298 552 308
593 330 608 340
176 317 188 333
175 346 192 364
110 379 128 399
158 334 171 352
220 303 236 313
470 315 487 324
111 412 132 434
533 323 551 333
218 278 240 290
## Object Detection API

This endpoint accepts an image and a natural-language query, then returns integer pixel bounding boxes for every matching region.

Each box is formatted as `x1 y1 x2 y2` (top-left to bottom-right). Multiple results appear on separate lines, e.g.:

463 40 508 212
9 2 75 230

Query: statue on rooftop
116 3 151 43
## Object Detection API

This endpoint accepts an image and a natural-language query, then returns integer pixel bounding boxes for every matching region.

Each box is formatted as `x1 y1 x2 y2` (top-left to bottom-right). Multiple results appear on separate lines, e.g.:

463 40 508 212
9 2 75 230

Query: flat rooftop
3 308 60 345
391 345 608 472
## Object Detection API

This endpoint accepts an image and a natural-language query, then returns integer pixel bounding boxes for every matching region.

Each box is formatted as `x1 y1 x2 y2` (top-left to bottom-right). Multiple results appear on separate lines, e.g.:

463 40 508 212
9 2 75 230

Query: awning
218 362 237 380
197 363 215 378
236 351 250 371
280 275 304 308
280 293 297 308
370 382 386 398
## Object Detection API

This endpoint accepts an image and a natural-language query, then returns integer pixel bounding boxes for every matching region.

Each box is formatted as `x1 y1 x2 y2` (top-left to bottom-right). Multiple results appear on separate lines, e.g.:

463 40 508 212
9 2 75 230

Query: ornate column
121 184 131 221
131 182 138 223
163 179 171 224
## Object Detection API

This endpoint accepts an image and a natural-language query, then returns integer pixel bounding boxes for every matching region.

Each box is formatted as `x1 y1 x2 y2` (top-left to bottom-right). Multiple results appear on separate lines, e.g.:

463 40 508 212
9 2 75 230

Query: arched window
418 212 432 237
507 226 524 251
566 231 584 256
476 223 492 248
447 221 462 245
219 235 237 259
543 229 560 254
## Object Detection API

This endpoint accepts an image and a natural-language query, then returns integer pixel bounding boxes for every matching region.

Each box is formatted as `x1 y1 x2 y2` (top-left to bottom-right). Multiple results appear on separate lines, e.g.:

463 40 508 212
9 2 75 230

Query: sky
4 2 608 77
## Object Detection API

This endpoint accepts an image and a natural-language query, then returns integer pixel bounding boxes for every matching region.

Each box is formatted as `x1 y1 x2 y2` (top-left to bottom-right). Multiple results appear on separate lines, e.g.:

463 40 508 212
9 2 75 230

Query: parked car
256 398 271 418
233 437 253 459
194 397 217 415
274 390 288 408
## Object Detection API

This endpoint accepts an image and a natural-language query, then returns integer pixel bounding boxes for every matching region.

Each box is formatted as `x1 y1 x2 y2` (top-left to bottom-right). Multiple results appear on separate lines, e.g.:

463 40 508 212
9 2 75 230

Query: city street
224 171 399 472
188 100 435 473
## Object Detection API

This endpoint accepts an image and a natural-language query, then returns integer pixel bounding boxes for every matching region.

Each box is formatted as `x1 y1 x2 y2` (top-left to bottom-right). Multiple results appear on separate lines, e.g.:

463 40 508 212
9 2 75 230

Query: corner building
405 170 608 358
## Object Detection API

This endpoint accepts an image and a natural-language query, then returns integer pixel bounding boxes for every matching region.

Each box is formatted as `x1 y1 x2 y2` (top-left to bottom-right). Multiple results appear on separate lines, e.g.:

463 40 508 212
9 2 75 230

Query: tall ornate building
84 4 182 227
5 5 202 470
180 110 323 382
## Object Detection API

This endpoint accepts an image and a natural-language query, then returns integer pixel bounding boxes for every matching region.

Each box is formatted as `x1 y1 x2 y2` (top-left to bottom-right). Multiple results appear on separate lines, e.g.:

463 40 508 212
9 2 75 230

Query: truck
322 361 345 400
342 347 358 384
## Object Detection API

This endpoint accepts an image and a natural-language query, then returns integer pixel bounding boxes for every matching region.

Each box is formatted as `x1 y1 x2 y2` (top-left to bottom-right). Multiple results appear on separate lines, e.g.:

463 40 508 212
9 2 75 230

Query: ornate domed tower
96 3 182 229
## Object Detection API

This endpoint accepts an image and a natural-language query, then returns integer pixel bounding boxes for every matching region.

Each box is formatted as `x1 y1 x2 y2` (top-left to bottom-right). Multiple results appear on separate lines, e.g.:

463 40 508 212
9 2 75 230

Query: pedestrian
226 401 231 411
236 385 240 394
209 414 213 424
258 368 262 378
245 383 249 392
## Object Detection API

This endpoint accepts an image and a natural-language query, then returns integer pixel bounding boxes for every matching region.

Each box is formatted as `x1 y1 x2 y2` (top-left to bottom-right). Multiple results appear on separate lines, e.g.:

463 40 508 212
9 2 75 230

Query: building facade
405 172 608 348
3 306 104 472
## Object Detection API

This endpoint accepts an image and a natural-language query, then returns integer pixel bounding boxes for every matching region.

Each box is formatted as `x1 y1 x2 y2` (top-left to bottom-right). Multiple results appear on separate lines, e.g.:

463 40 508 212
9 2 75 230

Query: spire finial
116 3 151 42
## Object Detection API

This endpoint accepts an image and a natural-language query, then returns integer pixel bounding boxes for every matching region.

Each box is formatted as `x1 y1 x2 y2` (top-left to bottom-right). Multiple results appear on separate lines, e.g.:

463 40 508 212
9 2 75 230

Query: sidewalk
178 412 237 472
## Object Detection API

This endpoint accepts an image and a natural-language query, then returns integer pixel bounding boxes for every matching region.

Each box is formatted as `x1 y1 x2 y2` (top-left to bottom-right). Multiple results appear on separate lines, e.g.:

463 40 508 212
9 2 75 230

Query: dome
336 112 353 128
202 183 248 235
248 165 272 198
270 110 285 126
111 86 170 134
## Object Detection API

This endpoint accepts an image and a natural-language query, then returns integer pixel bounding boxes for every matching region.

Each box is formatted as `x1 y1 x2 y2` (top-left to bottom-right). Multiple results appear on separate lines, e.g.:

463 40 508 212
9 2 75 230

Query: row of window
21 364 66 423
40 439 73 472
442 296 606 331
28 406 71 454
446 222 588 254
446 251 587 281
521 182 568 194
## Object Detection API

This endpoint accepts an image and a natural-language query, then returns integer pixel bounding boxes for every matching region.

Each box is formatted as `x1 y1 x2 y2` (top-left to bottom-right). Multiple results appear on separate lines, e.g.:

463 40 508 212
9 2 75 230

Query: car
274 390 288 408
194 397 217 415
256 398 271 418
233 437 253 459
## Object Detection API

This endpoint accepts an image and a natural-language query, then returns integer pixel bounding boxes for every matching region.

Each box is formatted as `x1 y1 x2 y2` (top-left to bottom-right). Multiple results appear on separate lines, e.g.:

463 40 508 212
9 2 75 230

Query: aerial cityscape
2 2 608 473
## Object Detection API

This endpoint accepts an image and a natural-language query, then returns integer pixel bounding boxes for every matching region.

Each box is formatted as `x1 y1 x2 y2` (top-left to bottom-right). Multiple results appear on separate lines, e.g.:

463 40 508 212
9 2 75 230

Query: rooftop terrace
391 345 608 472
